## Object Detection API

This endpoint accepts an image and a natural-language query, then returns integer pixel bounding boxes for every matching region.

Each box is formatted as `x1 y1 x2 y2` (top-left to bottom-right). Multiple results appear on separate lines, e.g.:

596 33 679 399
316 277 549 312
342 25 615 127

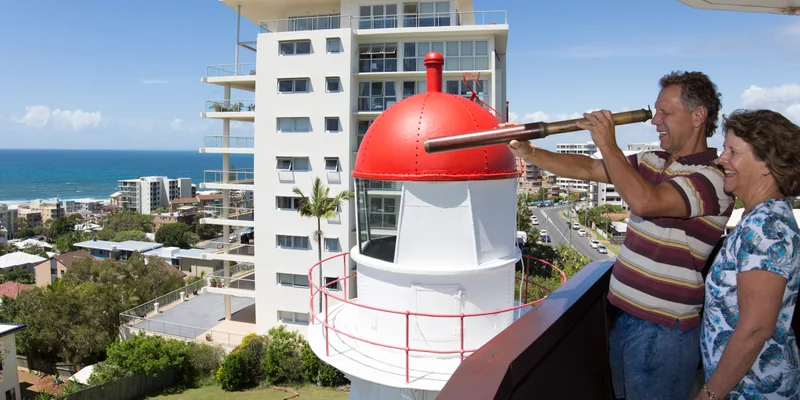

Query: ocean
0 149 255 205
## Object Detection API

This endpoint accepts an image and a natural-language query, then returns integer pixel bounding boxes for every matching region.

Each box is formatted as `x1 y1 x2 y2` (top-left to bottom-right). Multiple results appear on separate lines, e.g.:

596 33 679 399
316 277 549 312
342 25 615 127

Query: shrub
216 351 247 391
319 361 349 387
263 326 304 385
216 333 269 391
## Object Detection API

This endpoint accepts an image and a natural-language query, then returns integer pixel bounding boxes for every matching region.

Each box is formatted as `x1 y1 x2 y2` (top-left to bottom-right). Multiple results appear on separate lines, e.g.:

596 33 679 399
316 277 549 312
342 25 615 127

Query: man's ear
692 106 707 129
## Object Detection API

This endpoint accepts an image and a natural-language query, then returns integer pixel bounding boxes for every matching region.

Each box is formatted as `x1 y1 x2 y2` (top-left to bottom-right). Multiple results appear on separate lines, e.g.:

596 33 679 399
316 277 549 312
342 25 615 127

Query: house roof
197 194 223 201
14 238 53 250
53 250 94 269
74 240 163 253
0 252 47 269
0 281 34 299
169 198 198 205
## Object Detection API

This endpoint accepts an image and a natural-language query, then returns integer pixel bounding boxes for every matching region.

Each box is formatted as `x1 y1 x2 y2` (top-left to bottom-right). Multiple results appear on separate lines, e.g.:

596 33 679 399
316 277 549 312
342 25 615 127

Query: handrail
308 252 566 383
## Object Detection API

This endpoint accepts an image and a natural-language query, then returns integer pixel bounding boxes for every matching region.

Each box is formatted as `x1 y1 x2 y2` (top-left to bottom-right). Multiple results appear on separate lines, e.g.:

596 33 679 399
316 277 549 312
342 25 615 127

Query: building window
370 197 398 228
326 77 341 92
276 196 302 210
358 82 397 111
402 80 425 98
324 276 341 290
324 157 340 172
276 157 310 171
359 4 398 29
358 43 398 72
325 117 340 132
357 120 373 150
277 235 310 249
444 40 490 71
277 273 309 288
445 79 489 103
403 1 451 27
324 238 341 252
278 310 310 324
277 117 311 133
279 40 312 55
403 42 442 71
326 38 343 53
278 78 310 93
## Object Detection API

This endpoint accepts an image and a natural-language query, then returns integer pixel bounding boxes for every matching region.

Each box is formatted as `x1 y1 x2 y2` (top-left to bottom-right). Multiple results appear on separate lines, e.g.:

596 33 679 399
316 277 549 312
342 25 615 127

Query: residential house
73 240 163 261
0 282 34 300
34 251 95 287
142 247 222 277
0 324 25 400
0 252 47 274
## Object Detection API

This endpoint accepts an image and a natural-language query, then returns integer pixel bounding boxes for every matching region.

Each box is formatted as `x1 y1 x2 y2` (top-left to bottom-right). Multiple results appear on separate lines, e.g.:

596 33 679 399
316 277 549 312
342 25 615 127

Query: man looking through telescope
507 71 733 400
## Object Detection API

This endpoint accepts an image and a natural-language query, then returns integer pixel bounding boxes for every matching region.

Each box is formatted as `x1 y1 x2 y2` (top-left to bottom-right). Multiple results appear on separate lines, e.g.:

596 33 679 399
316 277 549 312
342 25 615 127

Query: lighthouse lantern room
307 52 528 400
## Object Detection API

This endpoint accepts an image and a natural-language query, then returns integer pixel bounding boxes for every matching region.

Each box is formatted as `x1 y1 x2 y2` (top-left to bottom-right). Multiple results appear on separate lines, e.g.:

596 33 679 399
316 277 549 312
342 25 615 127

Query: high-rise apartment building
116 177 193 215
554 141 597 199
204 0 508 336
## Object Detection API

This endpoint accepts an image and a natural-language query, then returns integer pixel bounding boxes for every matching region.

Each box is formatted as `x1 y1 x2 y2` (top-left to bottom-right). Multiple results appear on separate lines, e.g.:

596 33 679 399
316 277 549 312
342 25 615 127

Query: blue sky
0 0 798 151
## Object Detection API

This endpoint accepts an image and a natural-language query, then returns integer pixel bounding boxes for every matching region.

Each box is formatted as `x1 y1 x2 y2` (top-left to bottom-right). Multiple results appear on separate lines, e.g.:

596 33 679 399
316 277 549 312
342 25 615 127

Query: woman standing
699 109 800 399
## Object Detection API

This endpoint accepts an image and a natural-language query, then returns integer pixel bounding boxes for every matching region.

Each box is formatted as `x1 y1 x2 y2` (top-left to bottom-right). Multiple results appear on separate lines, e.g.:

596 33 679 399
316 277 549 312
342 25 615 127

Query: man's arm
599 144 689 218
509 141 612 184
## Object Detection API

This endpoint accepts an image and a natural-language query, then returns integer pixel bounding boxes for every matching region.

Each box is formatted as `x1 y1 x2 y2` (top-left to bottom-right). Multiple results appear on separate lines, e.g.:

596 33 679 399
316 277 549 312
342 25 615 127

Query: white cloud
740 84 800 122
11 105 101 131
141 79 169 85
170 118 184 130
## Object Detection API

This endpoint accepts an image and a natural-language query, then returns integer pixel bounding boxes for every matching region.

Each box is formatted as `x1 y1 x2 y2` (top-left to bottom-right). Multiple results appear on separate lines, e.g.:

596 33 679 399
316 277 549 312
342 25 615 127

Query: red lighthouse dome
352 52 517 182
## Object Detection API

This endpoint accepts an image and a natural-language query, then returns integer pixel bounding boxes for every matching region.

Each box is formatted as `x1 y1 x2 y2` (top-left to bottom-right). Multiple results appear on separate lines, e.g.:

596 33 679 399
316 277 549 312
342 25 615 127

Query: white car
577 229 587 237
597 245 608 254
589 239 600 248
540 229 547 236
572 223 581 230
531 218 539 225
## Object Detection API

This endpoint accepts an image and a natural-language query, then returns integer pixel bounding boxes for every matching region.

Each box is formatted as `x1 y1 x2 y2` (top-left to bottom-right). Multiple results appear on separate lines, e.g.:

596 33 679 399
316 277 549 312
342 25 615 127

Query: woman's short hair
723 109 800 196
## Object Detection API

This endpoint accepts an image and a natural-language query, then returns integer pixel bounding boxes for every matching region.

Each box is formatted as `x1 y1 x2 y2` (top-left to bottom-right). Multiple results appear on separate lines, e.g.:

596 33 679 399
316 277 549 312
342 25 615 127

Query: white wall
255 27 356 336
0 334 21 399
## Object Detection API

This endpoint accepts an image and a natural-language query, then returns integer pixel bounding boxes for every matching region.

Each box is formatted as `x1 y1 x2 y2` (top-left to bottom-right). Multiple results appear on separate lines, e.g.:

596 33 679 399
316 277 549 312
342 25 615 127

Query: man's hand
575 110 618 149
497 122 537 158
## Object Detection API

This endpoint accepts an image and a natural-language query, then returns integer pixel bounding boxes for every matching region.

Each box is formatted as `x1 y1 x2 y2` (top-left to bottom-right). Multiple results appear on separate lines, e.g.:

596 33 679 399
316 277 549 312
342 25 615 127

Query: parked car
577 229 587 237
541 234 551 243
597 245 608 254
572 223 581 230
589 239 600 248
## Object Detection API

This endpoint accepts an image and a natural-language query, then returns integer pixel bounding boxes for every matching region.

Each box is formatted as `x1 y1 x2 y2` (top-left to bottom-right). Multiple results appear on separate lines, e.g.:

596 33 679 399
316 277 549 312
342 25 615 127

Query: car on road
572 223 580 230
540 229 547 236
596 245 608 254
531 217 539 225
577 229 587 237
589 239 600 248
540 234 551 243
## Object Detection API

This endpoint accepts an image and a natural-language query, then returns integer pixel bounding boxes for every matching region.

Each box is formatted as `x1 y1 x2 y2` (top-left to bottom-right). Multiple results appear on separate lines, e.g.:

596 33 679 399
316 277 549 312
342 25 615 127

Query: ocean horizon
0 149 254 205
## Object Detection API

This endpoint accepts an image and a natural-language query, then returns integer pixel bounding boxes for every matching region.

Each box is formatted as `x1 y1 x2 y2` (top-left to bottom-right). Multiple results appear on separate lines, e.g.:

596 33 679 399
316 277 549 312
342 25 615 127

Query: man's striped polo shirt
608 149 733 329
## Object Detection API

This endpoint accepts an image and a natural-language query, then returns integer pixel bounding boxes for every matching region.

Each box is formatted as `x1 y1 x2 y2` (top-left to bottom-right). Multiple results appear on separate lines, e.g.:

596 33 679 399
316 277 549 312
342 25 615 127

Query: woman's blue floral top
702 198 800 399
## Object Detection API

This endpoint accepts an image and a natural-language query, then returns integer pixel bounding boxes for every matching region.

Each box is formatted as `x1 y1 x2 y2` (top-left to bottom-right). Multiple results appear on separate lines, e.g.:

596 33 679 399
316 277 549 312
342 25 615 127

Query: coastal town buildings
113 176 194 214
200 0 508 336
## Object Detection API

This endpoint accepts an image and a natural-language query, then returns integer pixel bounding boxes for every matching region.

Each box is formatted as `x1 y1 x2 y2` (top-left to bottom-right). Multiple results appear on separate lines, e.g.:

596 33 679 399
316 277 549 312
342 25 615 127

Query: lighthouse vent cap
351 52 517 182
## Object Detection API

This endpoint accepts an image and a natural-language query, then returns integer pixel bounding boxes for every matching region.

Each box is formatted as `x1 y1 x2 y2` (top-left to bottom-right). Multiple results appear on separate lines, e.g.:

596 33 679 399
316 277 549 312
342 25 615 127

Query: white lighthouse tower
306 52 523 399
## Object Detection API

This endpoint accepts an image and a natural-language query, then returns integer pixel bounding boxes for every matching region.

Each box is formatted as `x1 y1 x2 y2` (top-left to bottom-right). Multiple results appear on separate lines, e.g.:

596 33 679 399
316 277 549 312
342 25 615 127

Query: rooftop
0 323 26 338
52 250 94 269
74 239 163 253
0 252 47 269
142 247 213 260
0 281 34 300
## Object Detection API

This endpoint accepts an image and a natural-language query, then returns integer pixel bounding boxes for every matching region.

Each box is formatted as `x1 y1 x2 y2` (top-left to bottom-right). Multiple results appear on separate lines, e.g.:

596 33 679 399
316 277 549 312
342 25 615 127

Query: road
529 205 612 262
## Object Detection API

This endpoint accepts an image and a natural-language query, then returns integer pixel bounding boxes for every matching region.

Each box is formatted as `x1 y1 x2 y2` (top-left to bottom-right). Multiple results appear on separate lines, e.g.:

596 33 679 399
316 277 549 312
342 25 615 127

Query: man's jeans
609 312 700 400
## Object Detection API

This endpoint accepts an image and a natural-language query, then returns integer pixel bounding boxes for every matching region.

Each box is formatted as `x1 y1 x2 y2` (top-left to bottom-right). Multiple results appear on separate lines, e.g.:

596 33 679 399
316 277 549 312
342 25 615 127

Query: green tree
51 216 76 240
103 209 154 233
155 223 196 249
112 230 149 242
516 195 532 233
292 177 354 312
55 230 89 253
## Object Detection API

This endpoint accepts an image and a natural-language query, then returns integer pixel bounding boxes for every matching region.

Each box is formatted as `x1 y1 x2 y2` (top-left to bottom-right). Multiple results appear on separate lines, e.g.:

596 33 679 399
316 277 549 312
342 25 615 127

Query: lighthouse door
411 284 463 342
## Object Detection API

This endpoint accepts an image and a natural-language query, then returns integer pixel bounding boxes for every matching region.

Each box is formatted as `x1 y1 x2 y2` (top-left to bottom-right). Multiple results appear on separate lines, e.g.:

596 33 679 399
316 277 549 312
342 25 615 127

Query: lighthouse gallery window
356 179 401 263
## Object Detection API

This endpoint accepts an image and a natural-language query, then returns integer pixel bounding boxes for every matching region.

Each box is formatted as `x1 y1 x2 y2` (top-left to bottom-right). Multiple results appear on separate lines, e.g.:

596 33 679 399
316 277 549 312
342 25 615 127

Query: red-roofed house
0 281 33 300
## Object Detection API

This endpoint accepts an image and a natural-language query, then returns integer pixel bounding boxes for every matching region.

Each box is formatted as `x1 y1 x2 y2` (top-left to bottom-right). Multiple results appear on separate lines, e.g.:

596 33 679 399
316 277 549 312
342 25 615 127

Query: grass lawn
147 384 349 400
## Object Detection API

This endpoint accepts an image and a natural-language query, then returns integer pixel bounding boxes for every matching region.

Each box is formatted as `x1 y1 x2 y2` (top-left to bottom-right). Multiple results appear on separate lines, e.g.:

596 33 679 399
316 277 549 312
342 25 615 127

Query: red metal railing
308 252 567 383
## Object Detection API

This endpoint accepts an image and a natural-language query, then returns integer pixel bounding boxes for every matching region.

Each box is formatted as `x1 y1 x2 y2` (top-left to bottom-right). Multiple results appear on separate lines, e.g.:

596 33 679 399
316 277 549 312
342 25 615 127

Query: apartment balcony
201 240 255 263
354 10 508 48
206 267 256 299
199 136 255 155
259 14 348 33
201 100 255 122
201 63 256 92
201 169 255 191
201 205 254 228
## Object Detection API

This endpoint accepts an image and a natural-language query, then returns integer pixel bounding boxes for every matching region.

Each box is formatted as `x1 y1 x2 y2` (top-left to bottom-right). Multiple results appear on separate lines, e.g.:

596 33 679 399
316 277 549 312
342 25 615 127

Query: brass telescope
423 108 653 154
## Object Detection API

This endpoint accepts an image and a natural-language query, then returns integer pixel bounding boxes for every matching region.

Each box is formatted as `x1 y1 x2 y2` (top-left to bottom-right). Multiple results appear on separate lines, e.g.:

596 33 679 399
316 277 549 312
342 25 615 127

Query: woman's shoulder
734 199 800 274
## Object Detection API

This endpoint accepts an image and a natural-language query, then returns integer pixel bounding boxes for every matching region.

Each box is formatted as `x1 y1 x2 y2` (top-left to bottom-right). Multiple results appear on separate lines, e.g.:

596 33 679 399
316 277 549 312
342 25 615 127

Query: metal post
223 84 232 321
235 5 241 75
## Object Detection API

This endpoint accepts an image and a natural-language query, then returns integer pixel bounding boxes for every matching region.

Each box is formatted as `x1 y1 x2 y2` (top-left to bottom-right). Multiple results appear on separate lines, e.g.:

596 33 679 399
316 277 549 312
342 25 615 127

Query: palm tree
292 177 354 312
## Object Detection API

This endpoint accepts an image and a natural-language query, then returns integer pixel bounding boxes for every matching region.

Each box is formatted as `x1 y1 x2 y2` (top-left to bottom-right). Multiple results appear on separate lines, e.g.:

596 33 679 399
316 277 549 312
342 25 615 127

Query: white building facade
208 0 508 336
116 176 193 214
552 141 597 199
0 324 25 400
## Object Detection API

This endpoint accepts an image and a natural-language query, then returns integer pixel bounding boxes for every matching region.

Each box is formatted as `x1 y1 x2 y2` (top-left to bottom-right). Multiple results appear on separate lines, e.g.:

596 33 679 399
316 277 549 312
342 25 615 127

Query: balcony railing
203 136 254 149
205 241 255 257
438 261 616 399
258 10 507 34
203 169 255 185
207 275 255 291
206 100 255 113
206 63 256 77
259 15 350 33
203 205 254 218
